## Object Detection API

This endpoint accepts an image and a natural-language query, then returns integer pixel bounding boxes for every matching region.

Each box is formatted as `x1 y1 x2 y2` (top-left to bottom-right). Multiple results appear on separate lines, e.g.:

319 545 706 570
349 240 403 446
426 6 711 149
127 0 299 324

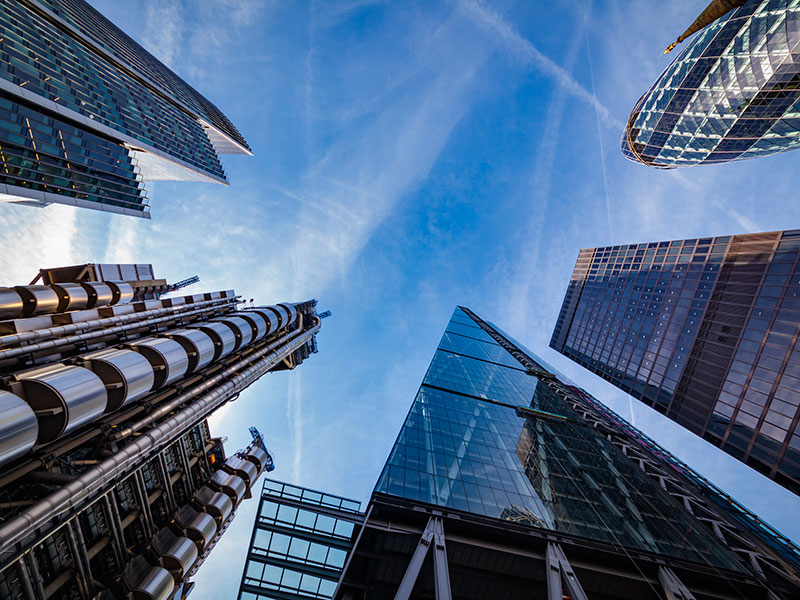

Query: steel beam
394 517 435 600
658 567 696 600
546 543 588 600
431 517 452 600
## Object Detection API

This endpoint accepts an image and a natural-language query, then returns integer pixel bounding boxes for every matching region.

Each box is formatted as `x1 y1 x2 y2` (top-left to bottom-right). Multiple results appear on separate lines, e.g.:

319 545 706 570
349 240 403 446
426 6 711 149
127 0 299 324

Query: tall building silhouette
622 0 800 168
240 307 800 599
551 230 800 496
0 262 320 599
0 0 250 218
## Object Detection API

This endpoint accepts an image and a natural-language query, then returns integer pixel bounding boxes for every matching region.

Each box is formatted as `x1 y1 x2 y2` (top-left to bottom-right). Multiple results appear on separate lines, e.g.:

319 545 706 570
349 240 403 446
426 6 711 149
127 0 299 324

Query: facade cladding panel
333 307 800 599
0 0 249 217
550 230 800 495
238 479 362 600
621 0 800 168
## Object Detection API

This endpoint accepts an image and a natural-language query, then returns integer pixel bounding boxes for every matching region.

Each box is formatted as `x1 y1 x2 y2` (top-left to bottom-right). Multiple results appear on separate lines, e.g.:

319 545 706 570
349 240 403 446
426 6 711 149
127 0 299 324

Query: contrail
455 0 623 129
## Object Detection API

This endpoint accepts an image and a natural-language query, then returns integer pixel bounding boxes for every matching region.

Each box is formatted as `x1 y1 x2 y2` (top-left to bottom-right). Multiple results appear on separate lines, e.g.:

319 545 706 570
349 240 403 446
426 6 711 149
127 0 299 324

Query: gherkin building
622 0 800 168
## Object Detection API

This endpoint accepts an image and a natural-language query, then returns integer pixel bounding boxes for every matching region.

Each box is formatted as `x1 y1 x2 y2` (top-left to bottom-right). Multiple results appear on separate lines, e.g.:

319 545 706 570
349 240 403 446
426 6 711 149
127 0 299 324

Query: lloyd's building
238 308 800 600
0 0 250 218
0 263 322 599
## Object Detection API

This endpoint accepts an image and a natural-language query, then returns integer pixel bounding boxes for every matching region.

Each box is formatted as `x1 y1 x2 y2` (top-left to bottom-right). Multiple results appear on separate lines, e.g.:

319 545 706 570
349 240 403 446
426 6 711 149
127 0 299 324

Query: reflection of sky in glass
622 1 800 167
376 308 744 572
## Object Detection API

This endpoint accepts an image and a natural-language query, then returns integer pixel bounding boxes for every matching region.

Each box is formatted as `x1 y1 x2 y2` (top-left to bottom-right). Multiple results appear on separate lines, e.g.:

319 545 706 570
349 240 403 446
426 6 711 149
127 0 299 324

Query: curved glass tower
621 0 800 168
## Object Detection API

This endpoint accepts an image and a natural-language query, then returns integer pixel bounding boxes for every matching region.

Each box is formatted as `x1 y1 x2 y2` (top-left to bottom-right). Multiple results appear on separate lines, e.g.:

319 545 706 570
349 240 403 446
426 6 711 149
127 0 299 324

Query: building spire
664 0 747 53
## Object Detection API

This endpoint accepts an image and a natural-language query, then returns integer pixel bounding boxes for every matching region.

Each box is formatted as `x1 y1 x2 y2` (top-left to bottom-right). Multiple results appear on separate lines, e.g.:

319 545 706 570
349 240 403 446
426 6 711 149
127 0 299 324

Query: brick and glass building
241 307 800 599
0 0 250 218
551 230 800 495
0 262 321 599
622 0 800 168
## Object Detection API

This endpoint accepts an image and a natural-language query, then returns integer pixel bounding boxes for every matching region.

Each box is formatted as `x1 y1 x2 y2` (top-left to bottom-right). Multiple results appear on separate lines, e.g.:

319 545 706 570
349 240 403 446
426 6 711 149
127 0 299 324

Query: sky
1 0 799 597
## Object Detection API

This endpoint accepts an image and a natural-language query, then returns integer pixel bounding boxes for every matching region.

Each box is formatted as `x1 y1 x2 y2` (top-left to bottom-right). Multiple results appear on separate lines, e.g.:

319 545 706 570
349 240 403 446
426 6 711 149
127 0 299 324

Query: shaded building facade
551 230 800 495
249 307 800 599
622 0 800 168
0 263 321 599
0 0 250 218
238 479 362 600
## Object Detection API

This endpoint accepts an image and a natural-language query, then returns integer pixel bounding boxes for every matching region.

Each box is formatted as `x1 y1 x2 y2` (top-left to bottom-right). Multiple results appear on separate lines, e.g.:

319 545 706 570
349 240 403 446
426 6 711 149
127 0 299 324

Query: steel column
394 516 451 600
546 543 588 600
394 517 436 600
431 517 452 600
658 567 696 600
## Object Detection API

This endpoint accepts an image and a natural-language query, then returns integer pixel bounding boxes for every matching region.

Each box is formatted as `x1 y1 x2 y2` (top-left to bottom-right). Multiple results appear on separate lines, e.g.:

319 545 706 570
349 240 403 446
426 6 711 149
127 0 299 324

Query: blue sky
1 0 799 597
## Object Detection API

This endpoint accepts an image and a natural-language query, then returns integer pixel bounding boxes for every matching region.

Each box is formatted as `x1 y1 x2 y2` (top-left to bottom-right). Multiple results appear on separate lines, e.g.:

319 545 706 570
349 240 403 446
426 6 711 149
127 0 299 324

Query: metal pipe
0 325 318 552
157 453 176 511
102 494 127 565
0 296 237 349
71 520 95 597
64 522 92 599
110 327 305 440
0 301 236 361
16 559 36 600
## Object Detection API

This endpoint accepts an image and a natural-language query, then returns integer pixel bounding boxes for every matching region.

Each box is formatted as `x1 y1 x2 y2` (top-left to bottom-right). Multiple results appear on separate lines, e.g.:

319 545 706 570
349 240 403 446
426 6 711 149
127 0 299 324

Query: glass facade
239 479 362 600
551 230 800 494
0 0 250 217
333 307 800 598
0 91 144 212
376 308 749 572
622 0 800 168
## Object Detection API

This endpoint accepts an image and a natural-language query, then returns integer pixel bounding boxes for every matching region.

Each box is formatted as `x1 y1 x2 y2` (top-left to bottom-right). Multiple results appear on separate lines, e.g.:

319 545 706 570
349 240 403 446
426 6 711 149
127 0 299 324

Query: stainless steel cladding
121 556 174 600
0 287 23 319
127 338 189 388
222 455 259 487
209 470 247 505
232 312 268 342
174 506 217 551
81 282 115 308
267 304 290 329
152 528 198 582
107 281 134 305
188 322 236 361
193 486 233 525
244 445 270 472
0 390 38 464
13 285 60 316
15 364 107 442
50 283 89 312
77 348 155 412
213 316 254 350
248 309 280 336
162 329 215 373
278 302 298 327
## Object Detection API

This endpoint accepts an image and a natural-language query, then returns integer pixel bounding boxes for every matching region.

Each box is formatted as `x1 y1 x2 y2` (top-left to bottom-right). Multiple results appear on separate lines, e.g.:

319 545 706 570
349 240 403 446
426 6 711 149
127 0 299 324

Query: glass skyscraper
0 262 321 600
242 307 800 599
551 230 800 496
0 0 250 218
238 479 362 600
621 0 800 168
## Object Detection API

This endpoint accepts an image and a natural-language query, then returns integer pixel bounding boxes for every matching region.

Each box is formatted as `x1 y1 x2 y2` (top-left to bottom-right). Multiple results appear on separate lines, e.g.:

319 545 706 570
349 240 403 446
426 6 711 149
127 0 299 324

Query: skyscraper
0 262 321 599
551 230 800 496
621 0 800 168
0 0 250 218
238 479 362 600
240 307 800 599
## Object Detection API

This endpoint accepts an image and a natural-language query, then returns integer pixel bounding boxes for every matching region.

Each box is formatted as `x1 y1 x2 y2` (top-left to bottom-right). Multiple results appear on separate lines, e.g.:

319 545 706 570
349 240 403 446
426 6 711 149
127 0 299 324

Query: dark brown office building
551 230 800 495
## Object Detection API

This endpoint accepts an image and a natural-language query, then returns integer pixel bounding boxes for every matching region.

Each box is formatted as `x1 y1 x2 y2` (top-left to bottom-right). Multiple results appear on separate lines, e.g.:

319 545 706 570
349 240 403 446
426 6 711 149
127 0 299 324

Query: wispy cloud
454 0 622 128
0 204 80 283
142 0 183 69
287 374 303 479
503 3 591 336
